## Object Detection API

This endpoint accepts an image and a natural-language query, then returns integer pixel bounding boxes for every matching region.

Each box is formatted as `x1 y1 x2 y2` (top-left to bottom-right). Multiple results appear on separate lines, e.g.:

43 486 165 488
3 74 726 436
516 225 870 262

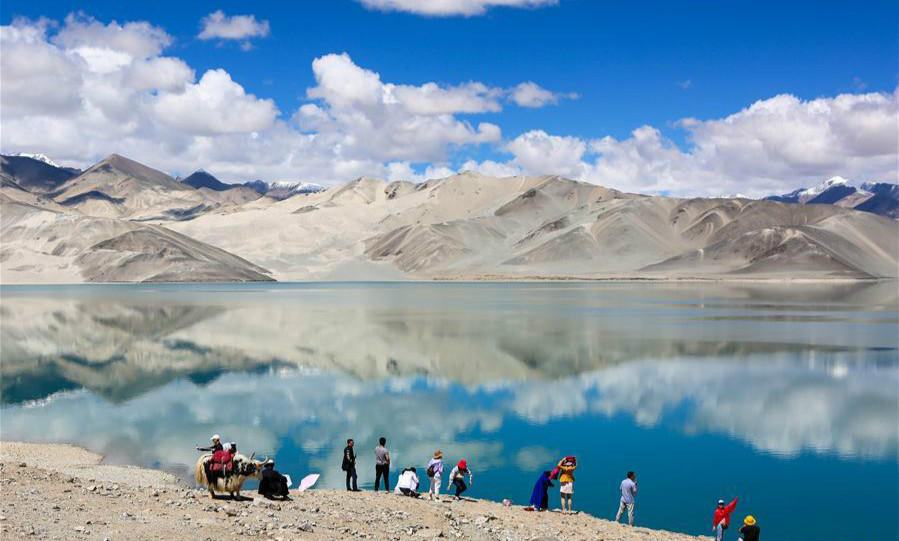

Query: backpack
426 464 436 478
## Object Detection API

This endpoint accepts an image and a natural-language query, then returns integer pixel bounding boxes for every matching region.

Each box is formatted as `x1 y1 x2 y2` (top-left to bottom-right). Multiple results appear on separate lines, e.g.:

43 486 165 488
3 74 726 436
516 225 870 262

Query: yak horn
249 452 256 461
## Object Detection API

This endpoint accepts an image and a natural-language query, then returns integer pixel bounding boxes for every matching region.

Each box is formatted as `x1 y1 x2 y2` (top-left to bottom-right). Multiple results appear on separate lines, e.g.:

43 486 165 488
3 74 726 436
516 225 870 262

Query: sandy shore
0 441 709 541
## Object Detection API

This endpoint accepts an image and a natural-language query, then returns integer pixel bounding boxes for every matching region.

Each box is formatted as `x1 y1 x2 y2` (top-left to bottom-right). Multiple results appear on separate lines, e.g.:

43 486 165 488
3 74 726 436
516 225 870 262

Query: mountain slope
1 154 79 193
170 173 897 281
766 177 899 219
0 200 273 283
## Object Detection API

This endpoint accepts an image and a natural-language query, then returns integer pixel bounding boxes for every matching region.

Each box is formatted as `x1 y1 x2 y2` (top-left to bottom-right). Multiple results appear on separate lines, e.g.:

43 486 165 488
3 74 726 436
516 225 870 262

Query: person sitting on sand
713 497 739 541
557 456 577 514
614 471 637 526
196 434 223 452
394 467 420 497
258 459 291 500
739 515 760 541
426 450 444 500
526 470 554 511
447 460 473 500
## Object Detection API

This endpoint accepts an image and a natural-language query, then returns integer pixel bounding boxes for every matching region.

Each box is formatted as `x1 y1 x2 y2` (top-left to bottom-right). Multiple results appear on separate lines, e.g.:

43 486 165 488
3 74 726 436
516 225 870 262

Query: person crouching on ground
447 459 473 500
739 515 760 541
258 459 291 500
557 456 577 514
713 497 738 541
426 450 444 500
527 470 554 511
615 471 637 526
394 467 420 497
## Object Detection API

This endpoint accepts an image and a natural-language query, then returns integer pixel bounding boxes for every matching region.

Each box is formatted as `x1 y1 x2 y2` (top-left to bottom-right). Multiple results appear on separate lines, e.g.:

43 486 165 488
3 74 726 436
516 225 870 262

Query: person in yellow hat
739 515 760 541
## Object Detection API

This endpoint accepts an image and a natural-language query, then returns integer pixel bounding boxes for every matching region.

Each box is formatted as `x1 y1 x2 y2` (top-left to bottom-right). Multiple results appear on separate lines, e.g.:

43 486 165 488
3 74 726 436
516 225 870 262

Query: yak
194 452 265 499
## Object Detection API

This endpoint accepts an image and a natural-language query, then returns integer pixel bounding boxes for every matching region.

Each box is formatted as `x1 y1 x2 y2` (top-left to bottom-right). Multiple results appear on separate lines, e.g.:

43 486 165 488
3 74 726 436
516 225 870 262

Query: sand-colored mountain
2 155 897 282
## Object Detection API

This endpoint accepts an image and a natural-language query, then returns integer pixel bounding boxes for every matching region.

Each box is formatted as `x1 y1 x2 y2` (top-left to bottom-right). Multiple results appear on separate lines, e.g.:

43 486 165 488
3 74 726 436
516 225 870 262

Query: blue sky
1 0 896 195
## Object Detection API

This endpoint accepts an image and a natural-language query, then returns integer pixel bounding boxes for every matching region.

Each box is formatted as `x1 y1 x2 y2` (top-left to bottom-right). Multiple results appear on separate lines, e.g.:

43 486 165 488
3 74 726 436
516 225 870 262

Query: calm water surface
1 282 897 541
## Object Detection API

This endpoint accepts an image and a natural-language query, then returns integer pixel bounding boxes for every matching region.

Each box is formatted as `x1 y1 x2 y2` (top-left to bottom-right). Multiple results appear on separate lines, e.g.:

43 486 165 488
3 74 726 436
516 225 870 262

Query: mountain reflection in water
1 282 896 541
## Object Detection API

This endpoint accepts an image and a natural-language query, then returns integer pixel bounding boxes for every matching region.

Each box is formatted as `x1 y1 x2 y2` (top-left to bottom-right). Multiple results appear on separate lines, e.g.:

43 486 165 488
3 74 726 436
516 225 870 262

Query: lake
1 282 896 540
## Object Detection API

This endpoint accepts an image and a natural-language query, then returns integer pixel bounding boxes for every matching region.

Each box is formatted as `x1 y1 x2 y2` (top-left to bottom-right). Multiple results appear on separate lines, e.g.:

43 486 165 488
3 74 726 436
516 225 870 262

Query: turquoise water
1 282 896 540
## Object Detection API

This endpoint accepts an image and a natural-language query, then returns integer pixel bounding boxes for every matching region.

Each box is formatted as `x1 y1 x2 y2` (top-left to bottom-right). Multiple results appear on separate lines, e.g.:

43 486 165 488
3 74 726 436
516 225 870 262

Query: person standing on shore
713 497 739 541
342 438 359 491
614 471 638 526
373 437 390 492
527 470 554 511
447 459 473 500
557 456 577 514
426 450 444 500
739 515 760 541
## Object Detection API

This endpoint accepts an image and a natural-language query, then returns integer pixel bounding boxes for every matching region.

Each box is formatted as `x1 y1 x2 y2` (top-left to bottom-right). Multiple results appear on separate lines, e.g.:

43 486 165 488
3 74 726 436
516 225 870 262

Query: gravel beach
0 442 710 541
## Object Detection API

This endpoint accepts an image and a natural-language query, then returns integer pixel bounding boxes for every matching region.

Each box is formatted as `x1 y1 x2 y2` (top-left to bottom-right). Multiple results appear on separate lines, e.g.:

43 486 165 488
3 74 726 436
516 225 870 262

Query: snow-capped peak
716 193 753 199
801 176 848 198
11 152 60 168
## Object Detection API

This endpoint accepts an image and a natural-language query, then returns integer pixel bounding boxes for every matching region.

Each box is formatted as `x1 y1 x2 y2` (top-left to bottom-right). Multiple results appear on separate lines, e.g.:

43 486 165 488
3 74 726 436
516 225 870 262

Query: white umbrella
297 473 320 493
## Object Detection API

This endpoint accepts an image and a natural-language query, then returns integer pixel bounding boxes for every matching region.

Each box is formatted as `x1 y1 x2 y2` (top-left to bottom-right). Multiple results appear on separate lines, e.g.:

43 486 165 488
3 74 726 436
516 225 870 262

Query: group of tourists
197 433 760 540
341 437 473 500
337 438 760 539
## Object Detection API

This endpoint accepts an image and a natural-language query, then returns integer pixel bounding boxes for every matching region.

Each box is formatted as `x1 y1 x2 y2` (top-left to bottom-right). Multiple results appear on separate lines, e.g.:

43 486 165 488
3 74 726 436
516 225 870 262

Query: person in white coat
394 467 420 497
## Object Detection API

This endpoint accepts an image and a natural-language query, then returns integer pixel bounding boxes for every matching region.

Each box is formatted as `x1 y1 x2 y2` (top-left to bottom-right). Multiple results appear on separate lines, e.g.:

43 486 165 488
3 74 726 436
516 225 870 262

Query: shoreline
0 276 894 286
0 441 711 541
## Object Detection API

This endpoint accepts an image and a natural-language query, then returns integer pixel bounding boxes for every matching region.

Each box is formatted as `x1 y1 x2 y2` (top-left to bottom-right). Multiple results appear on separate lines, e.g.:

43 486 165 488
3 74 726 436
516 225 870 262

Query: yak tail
195 455 211 487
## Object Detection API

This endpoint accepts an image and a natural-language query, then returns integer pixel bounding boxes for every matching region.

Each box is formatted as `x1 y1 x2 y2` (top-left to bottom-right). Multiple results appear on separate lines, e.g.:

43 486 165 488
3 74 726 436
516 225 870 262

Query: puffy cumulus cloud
297 53 502 163
0 16 513 184
503 130 588 177
53 12 172 59
509 81 577 108
152 69 278 135
464 91 898 197
0 20 83 115
356 0 559 17
197 10 270 42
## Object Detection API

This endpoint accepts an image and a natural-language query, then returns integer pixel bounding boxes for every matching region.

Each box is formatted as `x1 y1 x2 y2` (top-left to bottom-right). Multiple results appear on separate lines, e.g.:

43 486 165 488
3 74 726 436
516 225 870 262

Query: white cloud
464 91 899 197
503 130 588 177
356 0 559 17
1 12 895 195
297 53 502 163
509 81 576 108
198 10 270 41
152 69 278 135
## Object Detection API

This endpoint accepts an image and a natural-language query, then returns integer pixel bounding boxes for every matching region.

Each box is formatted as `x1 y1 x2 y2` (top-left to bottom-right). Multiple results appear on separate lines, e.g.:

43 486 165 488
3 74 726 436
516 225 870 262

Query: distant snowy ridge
10 152 61 168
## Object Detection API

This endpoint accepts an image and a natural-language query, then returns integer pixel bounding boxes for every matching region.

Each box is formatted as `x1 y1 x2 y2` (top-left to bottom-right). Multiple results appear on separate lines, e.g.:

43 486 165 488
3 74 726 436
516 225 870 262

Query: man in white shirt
394 467 420 497
615 471 638 526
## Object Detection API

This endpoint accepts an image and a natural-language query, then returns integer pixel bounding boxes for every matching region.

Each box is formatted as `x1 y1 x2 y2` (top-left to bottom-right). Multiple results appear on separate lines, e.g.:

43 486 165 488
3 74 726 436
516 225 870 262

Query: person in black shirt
258 460 290 500
739 515 760 541
196 434 223 452
342 438 359 491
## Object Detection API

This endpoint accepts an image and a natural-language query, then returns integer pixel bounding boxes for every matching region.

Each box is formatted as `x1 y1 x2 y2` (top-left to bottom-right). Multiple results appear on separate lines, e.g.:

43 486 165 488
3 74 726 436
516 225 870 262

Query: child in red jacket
713 497 738 541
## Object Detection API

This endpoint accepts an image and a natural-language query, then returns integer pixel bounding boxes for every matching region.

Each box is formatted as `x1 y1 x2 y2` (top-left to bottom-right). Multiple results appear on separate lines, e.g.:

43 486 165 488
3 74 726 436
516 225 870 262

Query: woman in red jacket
713 497 738 541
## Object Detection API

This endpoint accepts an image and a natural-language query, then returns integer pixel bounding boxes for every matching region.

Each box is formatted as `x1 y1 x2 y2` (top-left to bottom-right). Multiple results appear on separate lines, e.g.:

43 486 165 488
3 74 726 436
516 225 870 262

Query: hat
434 450 442 458
744 516 756 526
457 459 467 469
211 434 221 441
718 500 725 505
223 443 232 451
263 459 275 467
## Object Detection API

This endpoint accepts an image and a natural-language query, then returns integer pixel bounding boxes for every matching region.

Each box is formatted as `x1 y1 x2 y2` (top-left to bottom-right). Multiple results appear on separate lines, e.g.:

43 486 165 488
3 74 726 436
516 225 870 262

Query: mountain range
764 176 899 219
1 153 897 283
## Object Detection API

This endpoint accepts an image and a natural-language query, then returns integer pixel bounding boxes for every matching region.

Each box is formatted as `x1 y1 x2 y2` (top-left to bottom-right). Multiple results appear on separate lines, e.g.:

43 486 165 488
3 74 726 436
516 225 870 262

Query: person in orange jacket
713 497 738 541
